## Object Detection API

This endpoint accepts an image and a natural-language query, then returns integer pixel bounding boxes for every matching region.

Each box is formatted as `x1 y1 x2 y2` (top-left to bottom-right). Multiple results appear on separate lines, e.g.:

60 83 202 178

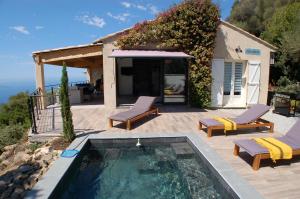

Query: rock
13 152 32 165
39 167 48 176
38 146 53 155
1 160 11 168
25 148 32 154
42 153 53 165
28 172 40 183
10 186 24 199
33 152 42 160
0 173 13 184
0 180 7 193
0 185 13 199
18 164 34 173
3 144 17 152
0 151 12 160
15 172 29 181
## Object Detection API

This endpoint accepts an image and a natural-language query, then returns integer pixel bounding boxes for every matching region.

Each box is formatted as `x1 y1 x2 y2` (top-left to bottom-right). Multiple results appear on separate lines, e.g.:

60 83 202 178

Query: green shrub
0 92 30 127
28 142 43 153
0 92 30 152
276 83 300 94
0 124 24 152
117 0 220 107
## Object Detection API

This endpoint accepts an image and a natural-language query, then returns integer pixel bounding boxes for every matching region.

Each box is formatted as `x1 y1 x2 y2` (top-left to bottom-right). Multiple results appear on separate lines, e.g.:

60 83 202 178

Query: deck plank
32 105 300 198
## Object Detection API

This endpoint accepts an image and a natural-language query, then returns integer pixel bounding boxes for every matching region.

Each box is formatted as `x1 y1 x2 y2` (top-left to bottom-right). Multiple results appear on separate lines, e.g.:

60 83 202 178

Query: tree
227 0 298 37
227 0 300 86
60 64 75 142
263 2 300 84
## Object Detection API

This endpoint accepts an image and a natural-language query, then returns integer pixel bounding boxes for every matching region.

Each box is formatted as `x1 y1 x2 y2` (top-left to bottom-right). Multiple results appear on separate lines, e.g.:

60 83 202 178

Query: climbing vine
117 0 220 107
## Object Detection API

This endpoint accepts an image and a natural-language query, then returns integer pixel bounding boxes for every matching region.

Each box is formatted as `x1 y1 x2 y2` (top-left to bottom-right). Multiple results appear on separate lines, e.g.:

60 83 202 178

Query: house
32 21 276 109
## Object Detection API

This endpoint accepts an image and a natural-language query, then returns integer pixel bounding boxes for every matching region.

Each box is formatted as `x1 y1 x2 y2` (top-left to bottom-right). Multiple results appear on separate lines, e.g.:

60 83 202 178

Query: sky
0 0 234 85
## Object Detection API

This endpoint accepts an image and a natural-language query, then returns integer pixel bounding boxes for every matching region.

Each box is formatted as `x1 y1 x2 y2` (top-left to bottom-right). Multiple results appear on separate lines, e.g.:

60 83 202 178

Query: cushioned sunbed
234 120 300 170
109 96 158 130
199 104 274 137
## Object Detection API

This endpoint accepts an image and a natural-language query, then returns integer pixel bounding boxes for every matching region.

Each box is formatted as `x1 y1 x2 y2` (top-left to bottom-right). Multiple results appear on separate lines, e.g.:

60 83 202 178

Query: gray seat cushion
285 120 300 144
234 136 300 157
233 104 271 124
109 109 146 122
109 96 156 122
234 139 269 156
200 104 271 127
199 118 223 127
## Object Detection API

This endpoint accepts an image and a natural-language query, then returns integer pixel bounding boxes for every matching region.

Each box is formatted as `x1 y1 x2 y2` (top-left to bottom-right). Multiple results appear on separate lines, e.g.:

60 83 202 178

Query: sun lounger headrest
286 120 300 141
234 104 271 124
132 96 156 112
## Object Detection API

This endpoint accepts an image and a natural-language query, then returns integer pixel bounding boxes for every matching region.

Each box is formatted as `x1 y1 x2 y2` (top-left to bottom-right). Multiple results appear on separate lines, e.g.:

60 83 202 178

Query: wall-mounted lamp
235 46 243 53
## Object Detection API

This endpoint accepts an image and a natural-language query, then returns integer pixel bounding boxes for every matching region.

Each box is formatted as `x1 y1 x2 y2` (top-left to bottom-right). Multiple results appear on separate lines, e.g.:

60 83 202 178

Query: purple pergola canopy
109 50 193 58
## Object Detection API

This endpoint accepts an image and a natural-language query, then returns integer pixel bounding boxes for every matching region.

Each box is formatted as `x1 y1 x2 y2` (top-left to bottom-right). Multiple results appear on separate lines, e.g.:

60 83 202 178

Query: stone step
171 143 195 159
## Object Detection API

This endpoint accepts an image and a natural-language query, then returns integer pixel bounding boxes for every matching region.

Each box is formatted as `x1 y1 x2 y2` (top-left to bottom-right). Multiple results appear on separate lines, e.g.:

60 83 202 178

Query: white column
35 59 47 109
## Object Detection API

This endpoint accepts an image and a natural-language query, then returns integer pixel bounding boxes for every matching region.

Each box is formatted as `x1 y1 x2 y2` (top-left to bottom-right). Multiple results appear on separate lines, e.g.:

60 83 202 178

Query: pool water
56 139 233 199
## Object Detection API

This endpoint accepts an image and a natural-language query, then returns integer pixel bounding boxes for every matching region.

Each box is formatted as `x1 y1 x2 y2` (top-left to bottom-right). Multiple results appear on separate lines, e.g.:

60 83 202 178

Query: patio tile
31 104 300 198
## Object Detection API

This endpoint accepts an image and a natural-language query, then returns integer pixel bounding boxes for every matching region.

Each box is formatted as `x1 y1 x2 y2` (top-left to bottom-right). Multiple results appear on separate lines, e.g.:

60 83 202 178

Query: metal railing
28 80 89 134
28 87 59 134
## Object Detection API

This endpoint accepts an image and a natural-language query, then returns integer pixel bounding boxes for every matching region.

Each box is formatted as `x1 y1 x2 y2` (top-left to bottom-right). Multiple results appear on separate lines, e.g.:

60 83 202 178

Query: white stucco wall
213 22 275 105
102 36 119 108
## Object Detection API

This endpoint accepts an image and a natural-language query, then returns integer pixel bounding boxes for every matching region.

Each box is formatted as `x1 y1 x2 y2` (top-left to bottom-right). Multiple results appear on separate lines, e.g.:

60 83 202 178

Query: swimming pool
50 138 235 199
26 134 262 199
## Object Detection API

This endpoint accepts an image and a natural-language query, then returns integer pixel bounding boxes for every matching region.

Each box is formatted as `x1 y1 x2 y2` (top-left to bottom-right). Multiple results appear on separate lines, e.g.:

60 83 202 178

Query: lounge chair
234 120 300 170
108 96 158 130
199 104 274 137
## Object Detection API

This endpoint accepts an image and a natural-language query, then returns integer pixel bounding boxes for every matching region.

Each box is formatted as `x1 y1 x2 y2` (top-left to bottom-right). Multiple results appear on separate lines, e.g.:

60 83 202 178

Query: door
133 59 161 96
223 61 246 107
247 61 261 105
211 59 224 107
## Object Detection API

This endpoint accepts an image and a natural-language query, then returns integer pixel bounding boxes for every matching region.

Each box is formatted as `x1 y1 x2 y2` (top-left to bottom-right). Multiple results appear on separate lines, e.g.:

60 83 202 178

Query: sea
0 77 85 104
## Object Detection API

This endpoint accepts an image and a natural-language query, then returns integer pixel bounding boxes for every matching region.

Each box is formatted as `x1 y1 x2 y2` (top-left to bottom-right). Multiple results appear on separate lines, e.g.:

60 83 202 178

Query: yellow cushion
213 117 237 131
254 137 292 162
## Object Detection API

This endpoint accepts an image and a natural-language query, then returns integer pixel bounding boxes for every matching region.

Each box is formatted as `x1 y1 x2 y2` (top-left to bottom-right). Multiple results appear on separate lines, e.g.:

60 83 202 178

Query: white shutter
224 62 233 95
234 62 243 95
211 59 224 107
247 61 261 105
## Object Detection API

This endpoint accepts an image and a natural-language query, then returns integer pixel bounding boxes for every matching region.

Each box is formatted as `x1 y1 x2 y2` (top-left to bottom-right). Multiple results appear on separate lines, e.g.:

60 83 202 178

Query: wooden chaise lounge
234 120 300 170
108 96 158 130
199 104 274 137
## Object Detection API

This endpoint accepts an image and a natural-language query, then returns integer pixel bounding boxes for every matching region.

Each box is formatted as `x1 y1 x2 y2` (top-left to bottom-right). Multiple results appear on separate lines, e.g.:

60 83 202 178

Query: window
223 61 244 96
223 62 232 95
234 63 243 95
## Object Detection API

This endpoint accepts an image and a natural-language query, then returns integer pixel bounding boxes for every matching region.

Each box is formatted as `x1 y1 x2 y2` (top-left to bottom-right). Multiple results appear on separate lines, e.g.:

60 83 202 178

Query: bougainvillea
117 0 220 107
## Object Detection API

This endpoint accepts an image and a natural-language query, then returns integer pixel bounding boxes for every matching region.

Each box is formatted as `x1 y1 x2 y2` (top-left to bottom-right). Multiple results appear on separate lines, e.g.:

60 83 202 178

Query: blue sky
0 0 234 85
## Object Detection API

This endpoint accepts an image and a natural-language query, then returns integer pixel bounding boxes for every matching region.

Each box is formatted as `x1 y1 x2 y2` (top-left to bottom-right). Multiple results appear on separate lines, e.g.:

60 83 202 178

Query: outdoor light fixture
235 46 243 53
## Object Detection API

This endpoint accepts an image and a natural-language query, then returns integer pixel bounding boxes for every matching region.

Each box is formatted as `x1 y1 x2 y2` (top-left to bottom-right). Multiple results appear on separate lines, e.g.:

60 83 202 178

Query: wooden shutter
247 61 261 105
211 59 224 107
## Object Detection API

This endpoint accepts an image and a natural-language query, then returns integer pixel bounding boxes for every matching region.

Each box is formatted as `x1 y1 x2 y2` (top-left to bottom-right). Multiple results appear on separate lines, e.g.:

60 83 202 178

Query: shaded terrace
32 43 104 108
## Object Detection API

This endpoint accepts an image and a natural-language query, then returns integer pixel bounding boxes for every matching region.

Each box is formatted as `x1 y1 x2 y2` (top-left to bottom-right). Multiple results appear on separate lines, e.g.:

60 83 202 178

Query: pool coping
25 132 263 199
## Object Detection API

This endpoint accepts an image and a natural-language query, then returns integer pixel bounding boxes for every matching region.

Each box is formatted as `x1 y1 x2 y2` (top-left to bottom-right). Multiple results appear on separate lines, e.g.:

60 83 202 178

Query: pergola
32 43 103 108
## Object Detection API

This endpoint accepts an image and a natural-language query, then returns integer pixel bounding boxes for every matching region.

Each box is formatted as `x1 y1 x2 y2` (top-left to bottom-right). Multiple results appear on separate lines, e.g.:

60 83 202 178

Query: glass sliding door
163 59 186 103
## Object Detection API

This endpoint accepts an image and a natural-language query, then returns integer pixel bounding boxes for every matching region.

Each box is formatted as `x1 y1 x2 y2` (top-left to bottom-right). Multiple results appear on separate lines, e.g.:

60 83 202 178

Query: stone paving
31 104 300 199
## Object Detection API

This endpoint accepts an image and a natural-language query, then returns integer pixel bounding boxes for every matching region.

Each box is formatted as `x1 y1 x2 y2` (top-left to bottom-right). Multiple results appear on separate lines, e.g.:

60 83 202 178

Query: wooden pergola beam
46 56 102 68
33 44 102 64
41 52 102 64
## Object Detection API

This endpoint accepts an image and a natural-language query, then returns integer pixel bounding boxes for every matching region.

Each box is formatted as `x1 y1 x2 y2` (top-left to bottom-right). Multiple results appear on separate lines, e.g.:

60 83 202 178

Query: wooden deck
33 104 300 198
